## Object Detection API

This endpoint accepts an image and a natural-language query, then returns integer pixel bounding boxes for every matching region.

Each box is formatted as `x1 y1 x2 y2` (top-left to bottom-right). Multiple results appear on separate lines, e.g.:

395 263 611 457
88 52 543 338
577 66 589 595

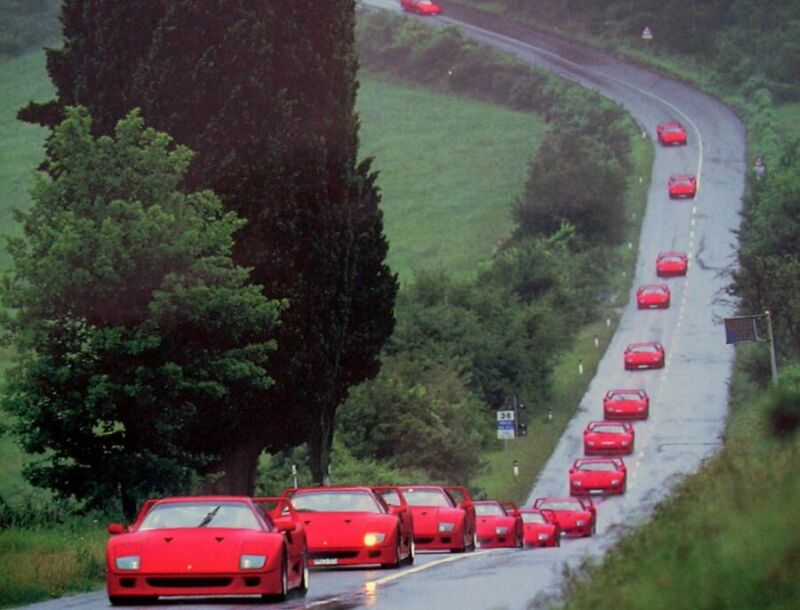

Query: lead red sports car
532 497 596 537
603 388 650 420
584 420 635 454
400 0 442 15
636 284 671 309
474 501 523 548
624 342 665 370
668 174 697 199
105 496 308 606
399 485 477 552
285 486 413 569
656 121 687 145
569 457 627 496
656 251 688 277
519 509 560 548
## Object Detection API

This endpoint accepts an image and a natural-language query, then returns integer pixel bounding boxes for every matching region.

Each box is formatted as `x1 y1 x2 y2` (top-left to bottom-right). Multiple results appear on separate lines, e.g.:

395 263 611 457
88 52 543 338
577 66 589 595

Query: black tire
297 549 309 596
381 531 402 569
262 549 289 602
402 538 416 566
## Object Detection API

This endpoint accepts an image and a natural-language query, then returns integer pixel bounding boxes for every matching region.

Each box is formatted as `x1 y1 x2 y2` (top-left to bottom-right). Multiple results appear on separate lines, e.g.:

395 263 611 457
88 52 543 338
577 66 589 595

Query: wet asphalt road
19 2 745 609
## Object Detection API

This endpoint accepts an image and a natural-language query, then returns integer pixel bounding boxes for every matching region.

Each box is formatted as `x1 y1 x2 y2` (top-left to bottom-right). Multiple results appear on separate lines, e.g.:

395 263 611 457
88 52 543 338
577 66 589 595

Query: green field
358 74 546 283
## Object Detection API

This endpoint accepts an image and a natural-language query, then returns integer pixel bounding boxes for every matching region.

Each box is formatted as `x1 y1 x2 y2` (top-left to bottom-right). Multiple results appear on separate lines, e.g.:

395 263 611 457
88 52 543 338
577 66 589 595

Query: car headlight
621 440 630 445
587 441 595 446
240 554 267 570
115 556 141 571
576 520 585 527
438 522 456 533
572 481 582 486
612 479 620 485
363 532 387 547
637 406 646 411
537 533 549 541
495 526 508 535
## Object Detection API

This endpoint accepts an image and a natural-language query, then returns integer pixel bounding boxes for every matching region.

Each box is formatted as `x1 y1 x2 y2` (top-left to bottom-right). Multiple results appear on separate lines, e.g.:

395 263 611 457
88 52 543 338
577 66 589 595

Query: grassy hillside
358 74 545 282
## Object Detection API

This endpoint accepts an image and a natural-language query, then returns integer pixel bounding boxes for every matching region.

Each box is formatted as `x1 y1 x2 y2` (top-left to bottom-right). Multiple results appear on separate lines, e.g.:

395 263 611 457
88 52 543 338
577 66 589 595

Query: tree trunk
198 437 264 495
308 409 334 486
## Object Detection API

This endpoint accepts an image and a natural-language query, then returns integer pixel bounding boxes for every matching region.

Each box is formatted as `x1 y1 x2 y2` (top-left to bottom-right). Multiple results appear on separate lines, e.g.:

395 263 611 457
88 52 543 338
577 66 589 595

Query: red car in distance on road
624 342 665 370
636 284 671 309
532 497 596 537
399 485 477 553
569 457 627 496
668 174 697 199
584 420 635 455
656 251 688 277
474 500 523 548
400 0 442 15
285 486 414 569
656 121 687 145
604 389 650 420
518 509 560 548
105 496 308 606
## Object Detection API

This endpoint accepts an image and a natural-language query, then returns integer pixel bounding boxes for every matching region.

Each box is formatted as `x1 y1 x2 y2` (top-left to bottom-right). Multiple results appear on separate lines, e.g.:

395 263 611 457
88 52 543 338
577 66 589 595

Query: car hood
107 528 277 573
300 512 395 548
408 506 464 534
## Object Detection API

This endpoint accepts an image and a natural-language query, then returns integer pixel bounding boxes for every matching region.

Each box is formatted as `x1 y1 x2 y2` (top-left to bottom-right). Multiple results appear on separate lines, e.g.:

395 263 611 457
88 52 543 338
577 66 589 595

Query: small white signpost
497 410 515 440
641 26 653 40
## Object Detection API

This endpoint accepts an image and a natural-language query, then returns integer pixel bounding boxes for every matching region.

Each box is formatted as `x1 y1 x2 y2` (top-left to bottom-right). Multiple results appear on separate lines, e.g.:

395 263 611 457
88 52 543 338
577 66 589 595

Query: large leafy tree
20 0 397 488
1 107 283 518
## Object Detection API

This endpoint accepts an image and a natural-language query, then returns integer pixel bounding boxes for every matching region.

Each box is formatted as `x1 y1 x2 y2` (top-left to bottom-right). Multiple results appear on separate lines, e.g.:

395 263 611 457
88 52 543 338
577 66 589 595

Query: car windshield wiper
198 505 221 527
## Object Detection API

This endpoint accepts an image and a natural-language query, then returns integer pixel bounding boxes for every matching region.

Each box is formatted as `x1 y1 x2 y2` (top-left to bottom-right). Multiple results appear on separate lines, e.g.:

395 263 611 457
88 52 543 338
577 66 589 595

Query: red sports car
400 0 442 15
656 121 687 145
668 174 697 199
474 500 523 548
532 497 596 537
569 457 627 495
399 485 477 552
624 342 665 370
656 251 688 277
603 388 650 420
519 509 560 548
636 284 671 309
584 420 635 454
105 496 308 606
285 486 414 569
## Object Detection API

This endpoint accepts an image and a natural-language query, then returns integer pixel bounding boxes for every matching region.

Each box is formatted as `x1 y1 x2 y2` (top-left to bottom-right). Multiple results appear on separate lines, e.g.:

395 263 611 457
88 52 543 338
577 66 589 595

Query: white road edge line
369 549 499 588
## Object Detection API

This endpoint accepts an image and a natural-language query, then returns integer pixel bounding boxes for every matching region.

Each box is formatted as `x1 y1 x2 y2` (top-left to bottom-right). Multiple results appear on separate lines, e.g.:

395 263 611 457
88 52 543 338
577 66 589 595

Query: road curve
19 2 745 609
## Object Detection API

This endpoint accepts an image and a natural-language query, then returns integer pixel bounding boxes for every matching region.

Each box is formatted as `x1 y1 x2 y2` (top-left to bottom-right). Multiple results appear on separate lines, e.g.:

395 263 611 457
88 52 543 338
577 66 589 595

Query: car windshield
592 424 624 434
475 503 505 516
577 462 618 472
641 286 664 294
537 500 582 511
630 344 657 353
665 125 682 132
663 255 684 262
402 488 454 508
521 512 547 524
291 491 381 513
612 392 641 401
140 501 261 531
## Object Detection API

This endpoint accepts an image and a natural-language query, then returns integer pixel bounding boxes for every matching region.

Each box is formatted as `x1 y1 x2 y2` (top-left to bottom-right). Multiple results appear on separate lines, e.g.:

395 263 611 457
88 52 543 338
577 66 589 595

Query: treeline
0 0 59 57
258 12 635 493
453 0 800 102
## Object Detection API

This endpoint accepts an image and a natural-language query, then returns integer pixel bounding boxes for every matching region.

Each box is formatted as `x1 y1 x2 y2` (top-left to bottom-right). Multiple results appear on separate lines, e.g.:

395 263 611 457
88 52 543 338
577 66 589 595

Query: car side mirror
107 523 126 535
388 504 407 515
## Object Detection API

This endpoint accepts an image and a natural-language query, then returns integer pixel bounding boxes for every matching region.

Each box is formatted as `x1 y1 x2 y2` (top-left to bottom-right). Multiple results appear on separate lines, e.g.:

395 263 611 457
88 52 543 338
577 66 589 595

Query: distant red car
285 486 414 568
474 500 523 548
636 284 671 309
569 457 627 496
532 497 596 537
656 121 687 145
400 0 442 15
399 485 477 552
105 496 308 606
519 509 560 548
624 342 665 370
668 174 697 199
584 420 635 454
656 251 688 277
603 389 650 420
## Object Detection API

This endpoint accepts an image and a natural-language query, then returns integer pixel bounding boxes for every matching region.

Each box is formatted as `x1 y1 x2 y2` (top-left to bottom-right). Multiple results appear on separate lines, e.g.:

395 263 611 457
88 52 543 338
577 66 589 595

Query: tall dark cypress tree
20 0 397 492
